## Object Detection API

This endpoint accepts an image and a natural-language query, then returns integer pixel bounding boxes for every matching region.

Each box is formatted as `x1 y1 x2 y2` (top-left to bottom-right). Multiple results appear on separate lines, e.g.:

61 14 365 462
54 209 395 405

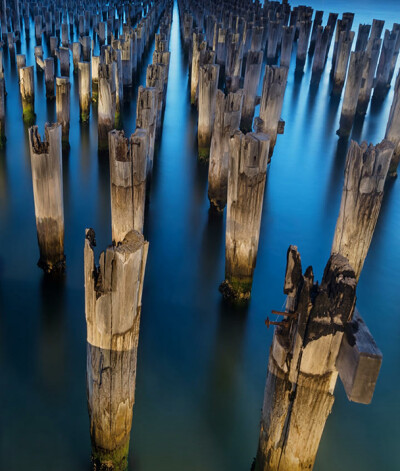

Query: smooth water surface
0 2 399 470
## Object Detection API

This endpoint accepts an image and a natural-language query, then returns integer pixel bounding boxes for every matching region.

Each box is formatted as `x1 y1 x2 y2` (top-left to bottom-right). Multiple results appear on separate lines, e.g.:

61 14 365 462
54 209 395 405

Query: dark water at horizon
0 2 400 470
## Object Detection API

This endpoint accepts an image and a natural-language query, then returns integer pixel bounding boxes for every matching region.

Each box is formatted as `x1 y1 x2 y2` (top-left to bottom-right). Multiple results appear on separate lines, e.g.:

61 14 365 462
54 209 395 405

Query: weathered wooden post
84 228 148 471
91 55 100 103
241 50 263 131
136 86 156 177
355 24 371 52
296 19 312 70
146 63 166 133
56 77 70 149
309 10 324 55
258 65 288 160
374 29 398 98
198 64 220 161
17 54 26 78
357 37 382 115
385 70 400 177
109 128 149 241
98 63 116 152
220 130 269 300
267 20 280 63
280 26 294 68
254 248 357 471
72 42 82 73
28 123 65 273
61 23 69 47
80 36 91 62
190 30 205 105
20 66 35 125
332 30 355 95
337 51 366 137
50 37 58 57
78 62 91 122
311 25 331 79
332 139 393 280
208 89 243 212
45 58 55 100
225 32 243 93
57 47 70 77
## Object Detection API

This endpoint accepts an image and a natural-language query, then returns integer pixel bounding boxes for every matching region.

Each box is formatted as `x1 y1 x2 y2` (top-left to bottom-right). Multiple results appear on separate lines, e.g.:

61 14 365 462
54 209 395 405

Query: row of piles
177 0 400 303
178 1 395 470
24 1 173 469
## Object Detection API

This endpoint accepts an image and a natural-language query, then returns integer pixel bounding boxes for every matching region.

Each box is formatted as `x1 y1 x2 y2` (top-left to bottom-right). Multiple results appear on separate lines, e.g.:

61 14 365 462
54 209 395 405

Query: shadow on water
38 274 67 392
324 136 350 214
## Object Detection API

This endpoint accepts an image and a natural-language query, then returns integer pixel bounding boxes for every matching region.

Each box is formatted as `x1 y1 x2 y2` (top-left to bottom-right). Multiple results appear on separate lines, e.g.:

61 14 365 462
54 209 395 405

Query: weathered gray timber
56 77 70 149
20 66 35 124
337 51 366 137
241 50 263 131
388 24 400 84
50 36 58 57
136 86 156 178
255 248 357 471
57 47 70 77
385 70 400 176
109 129 149 242
146 63 166 133
28 123 65 273
311 25 331 79
225 32 243 93
332 30 355 95
98 63 116 152
45 58 55 100
208 89 243 212
91 55 100 102
355 24 371 52
84 228 148 471
309 10 324 55
16 54 26 78
267 20 280 63
336 309 382 404
374 29 398 98
77 61 91 122
296 19 312 69
198 64 220 160
80 36 92 62
356 37 382 115
280 26 294 68
332 140 393 280
61 23 69 47
258 65 288 159
221 131 269 300
331 14 355 72
190 31 205 105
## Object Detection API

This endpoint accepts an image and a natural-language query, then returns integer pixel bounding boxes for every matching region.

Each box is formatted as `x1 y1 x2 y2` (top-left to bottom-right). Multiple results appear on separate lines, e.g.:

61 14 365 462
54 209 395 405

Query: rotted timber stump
109 128 149 242
56 77 71 149
208 89 244 212
332 139 394 280
198 64 220 161
258 65 288 160
28 123 65 273
78 62 91 122
84 228 148 471
220 130 269 300
98 63 117 152
20 65 35 125
255 247 357 471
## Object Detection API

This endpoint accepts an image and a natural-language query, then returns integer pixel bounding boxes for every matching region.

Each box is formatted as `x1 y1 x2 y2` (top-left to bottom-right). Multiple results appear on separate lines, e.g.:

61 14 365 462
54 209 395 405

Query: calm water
0 2 399 470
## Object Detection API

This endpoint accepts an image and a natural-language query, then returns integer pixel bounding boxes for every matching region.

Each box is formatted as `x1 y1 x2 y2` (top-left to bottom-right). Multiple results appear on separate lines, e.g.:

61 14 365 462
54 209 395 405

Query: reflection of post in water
38 274 66 391
84 228 148 471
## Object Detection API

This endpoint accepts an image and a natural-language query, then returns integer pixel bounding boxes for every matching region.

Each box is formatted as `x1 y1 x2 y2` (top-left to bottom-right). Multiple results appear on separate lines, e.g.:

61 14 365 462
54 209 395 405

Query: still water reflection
0 1 399 470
